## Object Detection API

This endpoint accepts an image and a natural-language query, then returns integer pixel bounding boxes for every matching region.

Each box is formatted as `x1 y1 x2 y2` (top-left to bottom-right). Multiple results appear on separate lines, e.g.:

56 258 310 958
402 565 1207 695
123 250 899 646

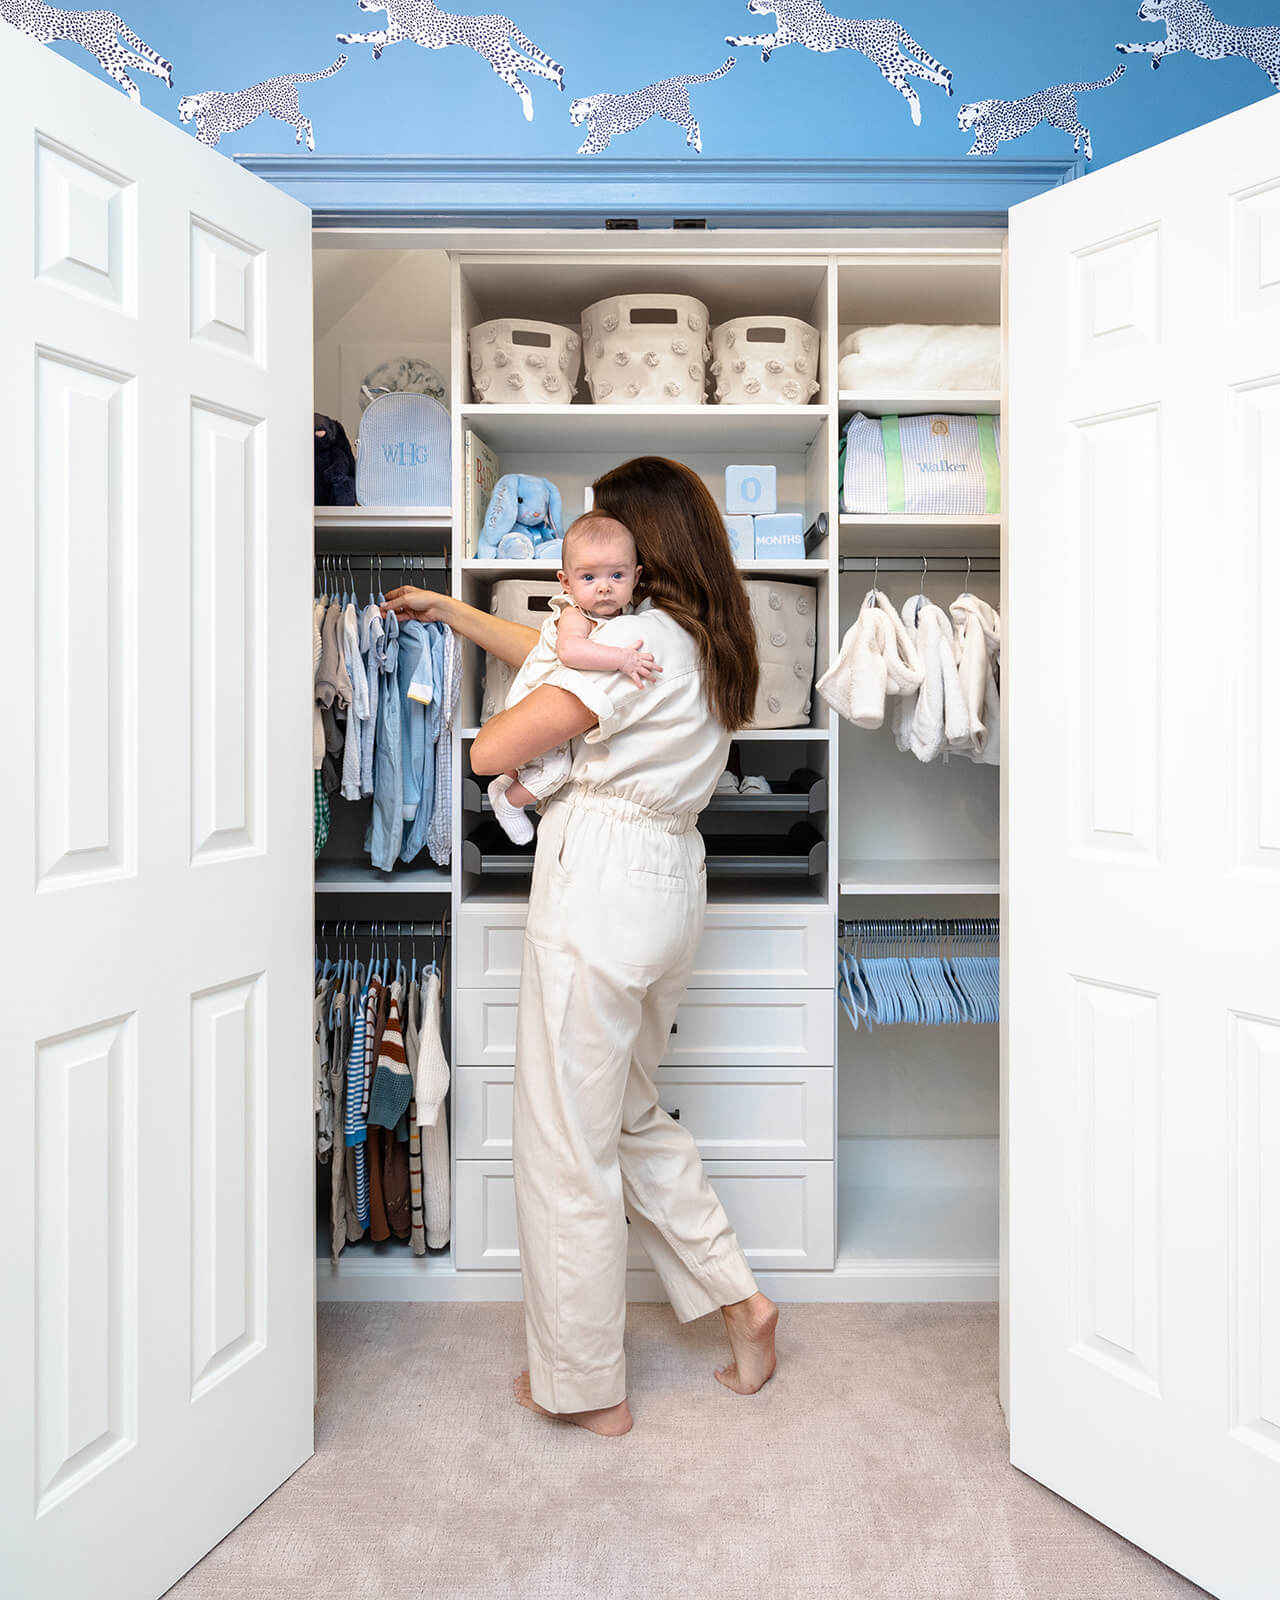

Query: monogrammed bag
841 411 1000 516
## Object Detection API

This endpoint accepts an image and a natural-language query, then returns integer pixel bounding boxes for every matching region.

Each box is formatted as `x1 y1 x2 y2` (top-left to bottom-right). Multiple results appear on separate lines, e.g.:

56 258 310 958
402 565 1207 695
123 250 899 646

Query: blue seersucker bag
355 392 451 507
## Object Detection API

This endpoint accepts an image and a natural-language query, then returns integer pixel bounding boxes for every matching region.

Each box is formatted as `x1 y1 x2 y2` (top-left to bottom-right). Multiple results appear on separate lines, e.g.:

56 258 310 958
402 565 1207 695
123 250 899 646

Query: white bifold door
1008 93 1280 1598
0 28 315 1599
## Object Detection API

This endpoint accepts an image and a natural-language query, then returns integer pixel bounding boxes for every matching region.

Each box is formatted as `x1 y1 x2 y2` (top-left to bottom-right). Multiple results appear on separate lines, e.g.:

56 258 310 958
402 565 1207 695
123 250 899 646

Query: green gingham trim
976 414 1000 514
881 414 905 514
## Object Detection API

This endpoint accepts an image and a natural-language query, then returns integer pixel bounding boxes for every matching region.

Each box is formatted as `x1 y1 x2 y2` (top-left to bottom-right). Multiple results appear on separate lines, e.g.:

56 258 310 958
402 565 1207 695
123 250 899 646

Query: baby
488 512 661 843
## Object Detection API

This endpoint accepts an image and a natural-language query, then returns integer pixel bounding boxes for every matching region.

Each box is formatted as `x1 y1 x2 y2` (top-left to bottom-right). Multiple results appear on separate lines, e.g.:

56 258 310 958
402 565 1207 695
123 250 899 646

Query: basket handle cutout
745 326 787 343
628 307 679 324
510 328 553 347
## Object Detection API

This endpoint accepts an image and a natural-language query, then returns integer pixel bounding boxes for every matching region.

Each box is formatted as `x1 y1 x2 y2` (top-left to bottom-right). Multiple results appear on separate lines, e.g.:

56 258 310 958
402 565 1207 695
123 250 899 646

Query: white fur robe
816 590 923 730
949 594 1001 765
892 593 969 763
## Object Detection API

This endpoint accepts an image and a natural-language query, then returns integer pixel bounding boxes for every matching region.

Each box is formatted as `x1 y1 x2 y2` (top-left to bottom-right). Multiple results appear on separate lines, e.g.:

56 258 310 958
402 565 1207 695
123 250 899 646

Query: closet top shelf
838 390 1001 418
458 403 829 453
839 514 1000 556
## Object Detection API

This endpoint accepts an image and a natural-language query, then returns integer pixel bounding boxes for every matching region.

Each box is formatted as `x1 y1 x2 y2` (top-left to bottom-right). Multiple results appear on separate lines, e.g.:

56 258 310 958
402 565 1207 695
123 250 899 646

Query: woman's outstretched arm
470 685 597 775
382 586 539 670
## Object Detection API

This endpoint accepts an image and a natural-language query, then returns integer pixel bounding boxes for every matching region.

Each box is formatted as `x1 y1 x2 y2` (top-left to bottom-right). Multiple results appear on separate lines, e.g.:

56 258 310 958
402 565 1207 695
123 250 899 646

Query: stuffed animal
477 473 564 559
314 412 357 505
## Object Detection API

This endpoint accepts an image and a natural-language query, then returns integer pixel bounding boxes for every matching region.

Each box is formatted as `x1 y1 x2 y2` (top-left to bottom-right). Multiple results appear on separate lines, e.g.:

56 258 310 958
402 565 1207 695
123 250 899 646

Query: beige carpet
168 1303 1205 1600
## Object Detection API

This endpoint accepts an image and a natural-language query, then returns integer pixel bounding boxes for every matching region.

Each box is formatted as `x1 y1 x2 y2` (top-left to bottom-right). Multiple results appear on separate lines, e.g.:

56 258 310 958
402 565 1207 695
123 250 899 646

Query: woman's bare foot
513 1372 633 1436
715 1292 778 1395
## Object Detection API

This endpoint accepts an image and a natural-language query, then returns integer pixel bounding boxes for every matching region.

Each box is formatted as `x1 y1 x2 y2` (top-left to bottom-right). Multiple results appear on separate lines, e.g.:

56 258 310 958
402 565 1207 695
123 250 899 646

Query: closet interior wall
312 231 1004 1302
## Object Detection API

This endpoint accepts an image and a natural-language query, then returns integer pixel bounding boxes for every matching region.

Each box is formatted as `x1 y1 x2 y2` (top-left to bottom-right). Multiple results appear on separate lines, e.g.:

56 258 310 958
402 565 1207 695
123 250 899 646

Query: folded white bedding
838 324 1001 391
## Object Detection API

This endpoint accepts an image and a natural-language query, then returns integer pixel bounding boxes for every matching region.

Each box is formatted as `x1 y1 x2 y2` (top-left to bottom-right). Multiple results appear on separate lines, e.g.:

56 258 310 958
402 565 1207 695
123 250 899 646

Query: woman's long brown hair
589 456 759 731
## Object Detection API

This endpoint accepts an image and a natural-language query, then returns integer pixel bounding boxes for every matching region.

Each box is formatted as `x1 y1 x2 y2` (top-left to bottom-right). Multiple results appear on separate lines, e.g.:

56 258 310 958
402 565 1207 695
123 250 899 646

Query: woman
384 456 778 1436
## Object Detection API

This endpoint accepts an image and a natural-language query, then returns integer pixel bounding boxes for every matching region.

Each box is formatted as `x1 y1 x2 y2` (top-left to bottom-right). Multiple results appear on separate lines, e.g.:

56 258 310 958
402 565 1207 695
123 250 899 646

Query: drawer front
454 1159 835 1272
457 906 834 989
454 1064 835 1161
455 987 833 1068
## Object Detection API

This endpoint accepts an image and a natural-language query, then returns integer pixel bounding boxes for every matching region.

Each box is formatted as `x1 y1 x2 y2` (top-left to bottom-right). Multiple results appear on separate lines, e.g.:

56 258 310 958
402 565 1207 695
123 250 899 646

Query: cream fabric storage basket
468 317 581 405
745 580 818 729
481 580 561 721
581 293 710 404
711 316 820 405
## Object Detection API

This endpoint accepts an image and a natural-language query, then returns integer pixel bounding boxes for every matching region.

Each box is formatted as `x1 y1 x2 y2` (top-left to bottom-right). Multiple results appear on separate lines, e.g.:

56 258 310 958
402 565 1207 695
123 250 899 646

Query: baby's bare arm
555 610 661 688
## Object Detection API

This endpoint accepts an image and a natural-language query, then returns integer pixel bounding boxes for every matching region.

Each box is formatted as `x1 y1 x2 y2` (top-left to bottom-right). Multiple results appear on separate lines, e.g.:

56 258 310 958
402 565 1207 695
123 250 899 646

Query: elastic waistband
555 784 699 835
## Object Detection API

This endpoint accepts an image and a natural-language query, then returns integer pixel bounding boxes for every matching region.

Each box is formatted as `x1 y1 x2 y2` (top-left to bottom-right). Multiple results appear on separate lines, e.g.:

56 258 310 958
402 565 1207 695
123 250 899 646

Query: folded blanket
837 323 1001 391
816 591 923 730
892 593 969 762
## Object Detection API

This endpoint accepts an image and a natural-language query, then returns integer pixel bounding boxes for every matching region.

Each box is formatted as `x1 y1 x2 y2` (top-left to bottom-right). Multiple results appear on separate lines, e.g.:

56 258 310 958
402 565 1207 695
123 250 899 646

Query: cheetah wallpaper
13 0 1280 168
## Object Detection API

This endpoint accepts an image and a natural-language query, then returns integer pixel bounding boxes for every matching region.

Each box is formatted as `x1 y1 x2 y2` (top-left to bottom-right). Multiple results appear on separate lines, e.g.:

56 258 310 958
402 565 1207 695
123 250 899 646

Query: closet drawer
454 987 833 1067
454 1064 835 1160
454 1159 835 1272
456 906 834 988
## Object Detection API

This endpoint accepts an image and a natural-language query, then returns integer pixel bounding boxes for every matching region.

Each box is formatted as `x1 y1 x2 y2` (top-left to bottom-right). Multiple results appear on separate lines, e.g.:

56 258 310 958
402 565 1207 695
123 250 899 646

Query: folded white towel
949 593 1001 764
816 591 924 730
892 593 969 762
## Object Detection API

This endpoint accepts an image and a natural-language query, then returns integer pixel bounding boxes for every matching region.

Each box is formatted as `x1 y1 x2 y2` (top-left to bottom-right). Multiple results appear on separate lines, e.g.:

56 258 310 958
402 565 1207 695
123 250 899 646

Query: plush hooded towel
892 593 969 763
949 593 1001 765
816 590 924 730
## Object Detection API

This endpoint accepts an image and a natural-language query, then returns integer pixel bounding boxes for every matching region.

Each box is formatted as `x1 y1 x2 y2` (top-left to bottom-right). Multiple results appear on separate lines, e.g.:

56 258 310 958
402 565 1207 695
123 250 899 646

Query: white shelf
839 513 1000 555
315 861 451 893
734 726 829 742
838 390 1000 418
838 1183 998 1265
838 858 999 895
733 559 829 576
460 558 828 577
459 402 829 454
315 505 450 530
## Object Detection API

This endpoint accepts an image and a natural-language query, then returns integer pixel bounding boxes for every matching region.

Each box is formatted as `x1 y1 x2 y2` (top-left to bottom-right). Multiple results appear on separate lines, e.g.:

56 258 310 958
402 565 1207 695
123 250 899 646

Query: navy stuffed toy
314 412 357 506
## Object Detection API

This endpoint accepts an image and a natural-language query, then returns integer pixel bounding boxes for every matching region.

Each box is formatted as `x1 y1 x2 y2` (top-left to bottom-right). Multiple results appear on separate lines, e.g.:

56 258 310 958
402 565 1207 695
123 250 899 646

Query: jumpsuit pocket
625 866 687 892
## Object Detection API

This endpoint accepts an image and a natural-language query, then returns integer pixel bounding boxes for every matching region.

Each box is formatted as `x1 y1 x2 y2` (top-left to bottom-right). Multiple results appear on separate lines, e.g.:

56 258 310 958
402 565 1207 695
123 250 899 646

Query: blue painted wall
30 0 1280 168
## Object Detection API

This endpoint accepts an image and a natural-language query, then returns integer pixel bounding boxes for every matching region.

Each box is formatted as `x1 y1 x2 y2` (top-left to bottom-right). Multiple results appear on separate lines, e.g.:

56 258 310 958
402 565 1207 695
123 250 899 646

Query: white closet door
1008 93 1280 1598
0 30 314 1600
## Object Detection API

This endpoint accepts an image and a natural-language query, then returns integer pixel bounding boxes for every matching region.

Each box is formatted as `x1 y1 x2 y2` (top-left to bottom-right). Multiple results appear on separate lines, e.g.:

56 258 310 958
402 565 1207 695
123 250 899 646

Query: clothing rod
316 919 449 938
838 557 999 573
318 554 449 570
839 917 999 938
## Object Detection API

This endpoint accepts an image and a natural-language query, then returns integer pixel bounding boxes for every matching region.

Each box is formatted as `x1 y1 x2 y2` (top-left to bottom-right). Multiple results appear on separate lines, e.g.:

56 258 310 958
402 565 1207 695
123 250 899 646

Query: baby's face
559 533 640 618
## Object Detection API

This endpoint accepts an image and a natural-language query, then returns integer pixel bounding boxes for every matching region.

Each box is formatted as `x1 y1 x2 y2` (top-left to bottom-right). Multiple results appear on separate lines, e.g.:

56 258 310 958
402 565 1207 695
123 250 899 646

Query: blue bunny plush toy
477 473 564 560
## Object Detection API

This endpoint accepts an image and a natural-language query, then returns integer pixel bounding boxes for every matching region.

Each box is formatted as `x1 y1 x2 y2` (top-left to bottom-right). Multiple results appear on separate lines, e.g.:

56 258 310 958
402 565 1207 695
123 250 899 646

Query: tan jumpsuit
514 601 758 1414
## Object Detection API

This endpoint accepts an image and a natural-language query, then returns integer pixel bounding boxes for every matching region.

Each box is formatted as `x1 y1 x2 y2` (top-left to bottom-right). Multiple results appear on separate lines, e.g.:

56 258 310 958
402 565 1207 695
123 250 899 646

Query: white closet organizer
313 240 1005 1303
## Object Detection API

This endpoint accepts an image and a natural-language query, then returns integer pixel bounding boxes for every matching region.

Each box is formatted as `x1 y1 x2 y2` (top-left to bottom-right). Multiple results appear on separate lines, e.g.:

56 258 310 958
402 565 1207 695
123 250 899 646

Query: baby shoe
714 771 739 795
738 775 773 796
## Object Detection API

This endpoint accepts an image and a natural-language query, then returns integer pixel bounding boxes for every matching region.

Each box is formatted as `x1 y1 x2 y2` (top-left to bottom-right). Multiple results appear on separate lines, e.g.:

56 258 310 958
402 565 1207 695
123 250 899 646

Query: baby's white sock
488 775 535 846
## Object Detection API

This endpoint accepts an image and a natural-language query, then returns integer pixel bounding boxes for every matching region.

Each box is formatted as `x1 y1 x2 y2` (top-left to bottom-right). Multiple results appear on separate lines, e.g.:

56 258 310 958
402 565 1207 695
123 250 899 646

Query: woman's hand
382 585 449 625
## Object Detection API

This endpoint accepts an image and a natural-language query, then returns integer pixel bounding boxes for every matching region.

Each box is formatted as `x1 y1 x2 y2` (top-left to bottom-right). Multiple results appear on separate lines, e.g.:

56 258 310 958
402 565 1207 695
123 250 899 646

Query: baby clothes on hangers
401 622 446 865
415 967 451 1250
816 589 924 729
427 625 462 869
403 975 428 1256
340 600 369 802
359 601 383 799
949 594 1001 764
892 593 969 763
366 613 403 870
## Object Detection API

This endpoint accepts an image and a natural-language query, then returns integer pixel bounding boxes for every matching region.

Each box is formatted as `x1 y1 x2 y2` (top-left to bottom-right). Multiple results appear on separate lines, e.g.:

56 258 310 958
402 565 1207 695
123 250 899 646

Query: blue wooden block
725 464 777 514
723 515 754 561
752 513 805 560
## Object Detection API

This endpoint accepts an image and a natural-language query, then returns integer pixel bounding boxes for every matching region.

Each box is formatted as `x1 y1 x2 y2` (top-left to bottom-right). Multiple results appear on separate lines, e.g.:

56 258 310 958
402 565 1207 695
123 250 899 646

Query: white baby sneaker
714 771 739 795
738 775 773 796
489 775 535 845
